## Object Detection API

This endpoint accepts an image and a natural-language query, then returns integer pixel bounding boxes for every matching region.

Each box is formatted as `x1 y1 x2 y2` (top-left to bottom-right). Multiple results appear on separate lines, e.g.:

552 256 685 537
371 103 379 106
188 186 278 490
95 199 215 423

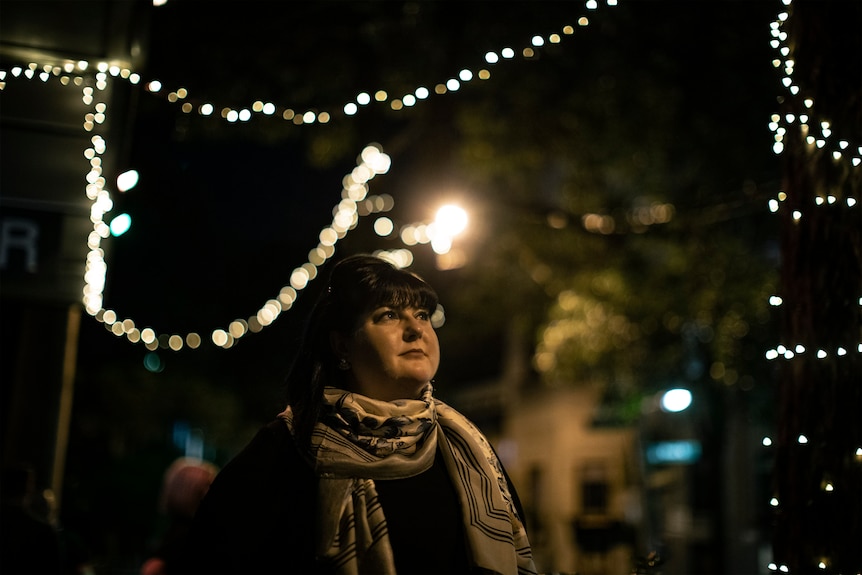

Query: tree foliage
430 2 781 406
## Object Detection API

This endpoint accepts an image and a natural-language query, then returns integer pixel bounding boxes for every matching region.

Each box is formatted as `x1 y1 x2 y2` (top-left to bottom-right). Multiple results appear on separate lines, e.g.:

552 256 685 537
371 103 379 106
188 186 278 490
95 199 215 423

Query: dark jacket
177 421 479 575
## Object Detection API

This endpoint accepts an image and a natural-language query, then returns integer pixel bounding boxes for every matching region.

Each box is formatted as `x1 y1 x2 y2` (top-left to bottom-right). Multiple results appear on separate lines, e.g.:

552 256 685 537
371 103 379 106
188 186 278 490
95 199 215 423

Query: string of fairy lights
763 0 861 365
141 7 609 125
0 0 619 352
762 1 862 573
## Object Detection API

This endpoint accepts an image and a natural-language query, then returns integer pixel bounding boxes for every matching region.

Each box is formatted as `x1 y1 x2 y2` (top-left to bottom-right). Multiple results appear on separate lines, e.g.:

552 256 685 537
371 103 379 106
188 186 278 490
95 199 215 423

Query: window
580 460 609 515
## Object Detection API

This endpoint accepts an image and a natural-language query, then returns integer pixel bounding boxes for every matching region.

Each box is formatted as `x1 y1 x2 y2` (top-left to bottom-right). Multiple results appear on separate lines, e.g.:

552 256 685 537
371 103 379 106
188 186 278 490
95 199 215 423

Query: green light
143 352 164 373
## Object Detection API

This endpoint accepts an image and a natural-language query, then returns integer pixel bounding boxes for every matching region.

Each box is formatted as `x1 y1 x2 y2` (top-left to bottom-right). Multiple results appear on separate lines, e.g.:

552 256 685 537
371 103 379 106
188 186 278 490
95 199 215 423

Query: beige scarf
279 384 536 575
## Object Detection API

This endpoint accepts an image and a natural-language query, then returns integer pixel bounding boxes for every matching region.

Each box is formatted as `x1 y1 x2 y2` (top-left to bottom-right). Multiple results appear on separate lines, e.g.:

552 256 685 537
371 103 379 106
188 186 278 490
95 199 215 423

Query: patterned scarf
279 384 536 575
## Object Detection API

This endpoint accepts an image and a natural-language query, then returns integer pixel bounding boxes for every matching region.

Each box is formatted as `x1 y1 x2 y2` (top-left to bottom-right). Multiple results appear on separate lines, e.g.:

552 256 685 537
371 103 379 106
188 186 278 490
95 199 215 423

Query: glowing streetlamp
660 388 693 413
430 204 468 255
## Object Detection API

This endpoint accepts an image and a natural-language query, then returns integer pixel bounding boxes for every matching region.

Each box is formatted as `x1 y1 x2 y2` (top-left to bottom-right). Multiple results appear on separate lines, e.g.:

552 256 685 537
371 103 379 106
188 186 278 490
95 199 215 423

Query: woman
178 254 536 575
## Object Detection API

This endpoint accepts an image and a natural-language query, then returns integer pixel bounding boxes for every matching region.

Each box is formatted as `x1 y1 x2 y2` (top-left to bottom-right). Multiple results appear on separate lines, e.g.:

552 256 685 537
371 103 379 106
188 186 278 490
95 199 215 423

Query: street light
660 388 693 413
430 204 468 255
434 204 468 237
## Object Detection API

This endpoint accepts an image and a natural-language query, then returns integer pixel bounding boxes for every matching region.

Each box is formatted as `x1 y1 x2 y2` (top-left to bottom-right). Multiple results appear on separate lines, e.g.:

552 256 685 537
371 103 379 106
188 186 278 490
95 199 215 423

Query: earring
337 358 351 371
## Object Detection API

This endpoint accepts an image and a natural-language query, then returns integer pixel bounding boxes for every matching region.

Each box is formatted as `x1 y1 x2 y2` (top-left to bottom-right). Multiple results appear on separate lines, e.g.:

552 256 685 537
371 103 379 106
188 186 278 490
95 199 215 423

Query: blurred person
178 254 536 574
0 463 63 574
141 458 218 575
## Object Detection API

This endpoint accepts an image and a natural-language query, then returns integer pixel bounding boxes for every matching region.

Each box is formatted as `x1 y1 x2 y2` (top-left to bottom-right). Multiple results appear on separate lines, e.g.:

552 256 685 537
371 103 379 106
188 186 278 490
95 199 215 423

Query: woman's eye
416 310 430 321
375 309 397 321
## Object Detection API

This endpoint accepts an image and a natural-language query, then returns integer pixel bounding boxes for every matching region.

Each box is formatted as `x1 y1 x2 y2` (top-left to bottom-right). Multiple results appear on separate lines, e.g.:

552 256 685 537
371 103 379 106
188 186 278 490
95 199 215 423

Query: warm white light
431 234 452 255
434 204 468 237
373 217 394 236
362 146 391 174
212 329 228 347
290 267 310 290
376 248 414 269
168 335 183 350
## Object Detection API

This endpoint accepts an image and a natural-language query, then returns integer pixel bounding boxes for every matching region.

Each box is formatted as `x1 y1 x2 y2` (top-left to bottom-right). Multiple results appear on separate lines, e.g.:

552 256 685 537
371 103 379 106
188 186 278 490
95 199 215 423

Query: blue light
109 213 132 237
143 352 164 373
646 440 702 465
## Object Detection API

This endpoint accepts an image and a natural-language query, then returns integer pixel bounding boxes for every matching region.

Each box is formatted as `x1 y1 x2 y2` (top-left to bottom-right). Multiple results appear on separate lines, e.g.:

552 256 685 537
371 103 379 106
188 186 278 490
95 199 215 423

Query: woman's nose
403 317 423 339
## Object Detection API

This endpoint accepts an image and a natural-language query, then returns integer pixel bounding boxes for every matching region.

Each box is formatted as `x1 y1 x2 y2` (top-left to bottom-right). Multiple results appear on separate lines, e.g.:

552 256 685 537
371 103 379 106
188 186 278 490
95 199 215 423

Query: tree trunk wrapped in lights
773 1 862 572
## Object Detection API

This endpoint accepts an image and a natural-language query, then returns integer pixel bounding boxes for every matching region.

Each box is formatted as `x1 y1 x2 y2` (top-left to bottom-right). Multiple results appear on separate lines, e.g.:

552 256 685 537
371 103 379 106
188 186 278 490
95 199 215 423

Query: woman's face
335 305 440 401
